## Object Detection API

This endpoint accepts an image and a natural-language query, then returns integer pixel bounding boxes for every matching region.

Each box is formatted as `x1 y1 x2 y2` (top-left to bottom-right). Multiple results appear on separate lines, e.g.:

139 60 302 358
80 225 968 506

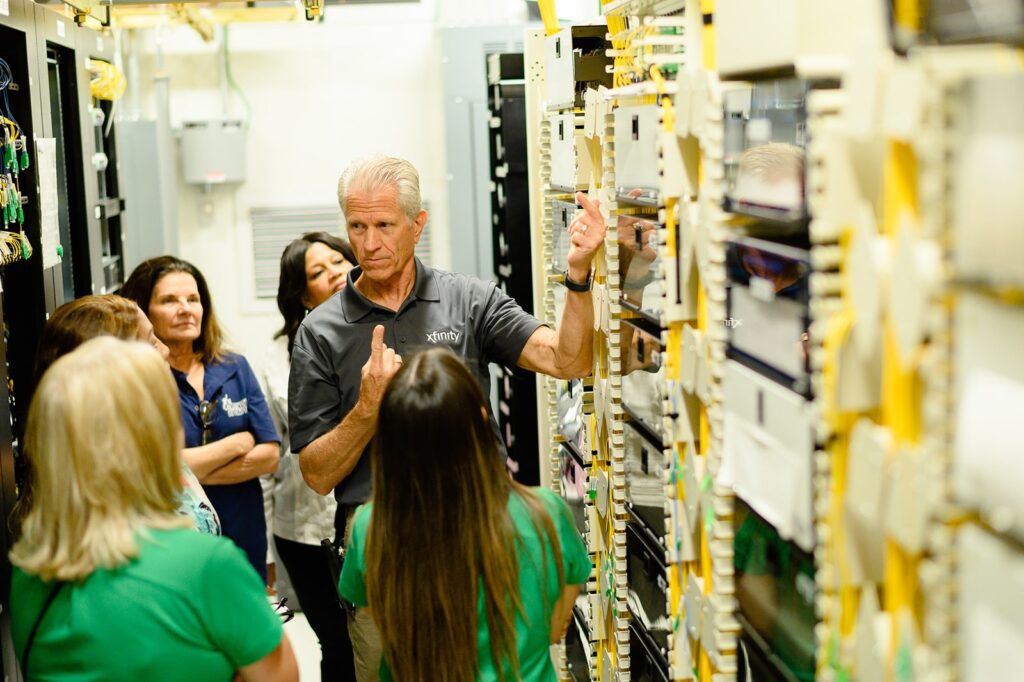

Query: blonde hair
11 337 190 582
337 156 422 220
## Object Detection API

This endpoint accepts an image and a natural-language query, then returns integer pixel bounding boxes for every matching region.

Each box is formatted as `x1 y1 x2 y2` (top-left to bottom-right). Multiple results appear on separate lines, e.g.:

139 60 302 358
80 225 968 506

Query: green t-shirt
339 487 592 681
11 528 282 681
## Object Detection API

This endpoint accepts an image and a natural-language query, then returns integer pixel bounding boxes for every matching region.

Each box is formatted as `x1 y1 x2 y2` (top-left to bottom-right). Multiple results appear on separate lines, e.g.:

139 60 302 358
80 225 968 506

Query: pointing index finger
369 325 385 365
575 191 602 221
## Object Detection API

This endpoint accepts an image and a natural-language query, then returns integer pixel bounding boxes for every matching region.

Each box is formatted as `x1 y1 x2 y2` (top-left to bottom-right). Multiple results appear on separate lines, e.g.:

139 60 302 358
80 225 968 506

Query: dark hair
366 348 565 681
35 295 142 381
275 232 356 355
121 256 226 362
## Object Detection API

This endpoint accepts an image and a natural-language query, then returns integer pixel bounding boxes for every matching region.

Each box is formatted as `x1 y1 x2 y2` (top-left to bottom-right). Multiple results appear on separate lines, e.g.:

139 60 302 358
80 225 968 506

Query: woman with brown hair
339 348 591 681
34 293 169 378
122 257 280 580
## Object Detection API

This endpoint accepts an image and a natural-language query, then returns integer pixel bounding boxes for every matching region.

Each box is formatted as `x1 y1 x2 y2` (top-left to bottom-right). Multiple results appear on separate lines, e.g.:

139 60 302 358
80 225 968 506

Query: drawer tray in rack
614 104 662 205
565 606 593 682
722 360 815 552
618 214 668 323
722 78 809 227
550 199 577 275
725 236 811 397
733 498 816 682
549 113 593 192
545 25 613 111
926 0 1024 45
556 378 586 449
953 74 1024 289
626 509 670 641
627 618 670 682
624 419 666 539
621 318 668 443
559 442 589 540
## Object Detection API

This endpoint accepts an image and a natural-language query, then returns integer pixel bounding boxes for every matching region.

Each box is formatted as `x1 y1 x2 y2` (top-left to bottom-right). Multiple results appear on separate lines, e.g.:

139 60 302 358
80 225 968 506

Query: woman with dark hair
261 232 357 679
122 256 280 581
275 231 357 352
339 348 591 682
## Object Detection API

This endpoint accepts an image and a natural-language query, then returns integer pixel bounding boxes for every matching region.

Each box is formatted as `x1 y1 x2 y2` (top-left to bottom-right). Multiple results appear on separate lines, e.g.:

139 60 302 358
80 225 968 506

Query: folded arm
183 431 257 479
202 443 280 485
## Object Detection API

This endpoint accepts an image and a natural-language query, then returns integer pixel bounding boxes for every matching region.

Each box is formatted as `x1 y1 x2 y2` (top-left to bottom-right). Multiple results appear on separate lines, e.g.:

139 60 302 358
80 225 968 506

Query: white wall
136 5 451 362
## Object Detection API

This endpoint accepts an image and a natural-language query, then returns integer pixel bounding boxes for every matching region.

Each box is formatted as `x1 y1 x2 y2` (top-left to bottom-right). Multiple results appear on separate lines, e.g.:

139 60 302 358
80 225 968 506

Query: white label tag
0 0 10 18
56 20 66 38
750 276 776 302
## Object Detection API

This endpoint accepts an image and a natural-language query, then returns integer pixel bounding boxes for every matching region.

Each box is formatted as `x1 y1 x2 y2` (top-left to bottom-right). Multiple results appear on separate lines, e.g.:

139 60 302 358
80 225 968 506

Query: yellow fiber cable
700 0 716 70
1 116 18 141
89 60 127 101
891 0 920 37
536 0 560 36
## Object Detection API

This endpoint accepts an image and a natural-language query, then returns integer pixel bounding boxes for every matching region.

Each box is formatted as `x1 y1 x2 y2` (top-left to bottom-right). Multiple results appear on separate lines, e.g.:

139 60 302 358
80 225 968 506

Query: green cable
223 25 252 127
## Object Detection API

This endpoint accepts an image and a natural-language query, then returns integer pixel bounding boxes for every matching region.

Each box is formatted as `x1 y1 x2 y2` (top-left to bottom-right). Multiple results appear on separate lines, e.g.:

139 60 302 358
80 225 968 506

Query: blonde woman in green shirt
9 337 297 682
339 348 592 681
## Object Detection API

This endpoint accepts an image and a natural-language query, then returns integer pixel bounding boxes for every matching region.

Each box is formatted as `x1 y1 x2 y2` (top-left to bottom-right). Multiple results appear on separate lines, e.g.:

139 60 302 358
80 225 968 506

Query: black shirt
288 259 544 530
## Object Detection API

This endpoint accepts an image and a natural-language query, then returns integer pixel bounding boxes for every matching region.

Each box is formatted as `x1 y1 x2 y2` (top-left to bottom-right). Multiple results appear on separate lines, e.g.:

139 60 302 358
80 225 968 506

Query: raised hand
358 325 403 411
566 191 607 282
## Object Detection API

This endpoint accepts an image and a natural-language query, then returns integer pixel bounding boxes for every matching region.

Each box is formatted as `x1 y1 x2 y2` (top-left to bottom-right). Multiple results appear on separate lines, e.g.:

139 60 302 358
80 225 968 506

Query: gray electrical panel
119 120 179 272
180 119 247 185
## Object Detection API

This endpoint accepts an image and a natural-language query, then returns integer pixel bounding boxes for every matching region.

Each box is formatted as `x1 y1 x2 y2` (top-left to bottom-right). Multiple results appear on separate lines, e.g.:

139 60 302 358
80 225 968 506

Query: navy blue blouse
173 352 279 581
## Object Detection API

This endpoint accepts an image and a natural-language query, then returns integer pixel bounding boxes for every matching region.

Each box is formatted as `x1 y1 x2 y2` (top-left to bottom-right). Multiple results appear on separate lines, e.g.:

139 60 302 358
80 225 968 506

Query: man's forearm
555 285 595 378
298 402 378 496
201 443 280 485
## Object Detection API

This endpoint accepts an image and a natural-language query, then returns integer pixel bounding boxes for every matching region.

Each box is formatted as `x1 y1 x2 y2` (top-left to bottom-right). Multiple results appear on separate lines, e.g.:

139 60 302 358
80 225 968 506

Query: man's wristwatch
563 269 593 292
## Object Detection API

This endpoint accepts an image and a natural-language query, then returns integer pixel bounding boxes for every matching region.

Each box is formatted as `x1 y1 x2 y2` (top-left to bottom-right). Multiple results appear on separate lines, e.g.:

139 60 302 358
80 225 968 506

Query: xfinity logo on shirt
426 329 462 344
221 395 248 417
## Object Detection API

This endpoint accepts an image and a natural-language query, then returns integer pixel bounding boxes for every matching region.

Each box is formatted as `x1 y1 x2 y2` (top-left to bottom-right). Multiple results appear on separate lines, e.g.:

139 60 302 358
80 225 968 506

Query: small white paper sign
36 138 63 270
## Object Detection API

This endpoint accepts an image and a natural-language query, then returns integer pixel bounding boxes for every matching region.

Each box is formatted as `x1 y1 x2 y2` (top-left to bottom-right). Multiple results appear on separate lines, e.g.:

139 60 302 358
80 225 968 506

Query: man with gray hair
288 155 604 680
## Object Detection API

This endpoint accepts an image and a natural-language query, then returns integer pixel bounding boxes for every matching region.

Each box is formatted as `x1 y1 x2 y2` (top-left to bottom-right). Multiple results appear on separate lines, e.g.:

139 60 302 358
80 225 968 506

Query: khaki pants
348 607 382 682
343 507 383 682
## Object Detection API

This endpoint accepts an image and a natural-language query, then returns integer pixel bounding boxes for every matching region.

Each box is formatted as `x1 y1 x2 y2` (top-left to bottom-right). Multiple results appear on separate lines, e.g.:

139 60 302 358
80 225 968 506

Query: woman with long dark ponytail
339 348 591 681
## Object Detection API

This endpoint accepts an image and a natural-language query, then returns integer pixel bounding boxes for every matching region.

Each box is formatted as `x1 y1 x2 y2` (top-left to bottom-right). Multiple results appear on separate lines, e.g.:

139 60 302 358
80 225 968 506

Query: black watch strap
563 269 592 292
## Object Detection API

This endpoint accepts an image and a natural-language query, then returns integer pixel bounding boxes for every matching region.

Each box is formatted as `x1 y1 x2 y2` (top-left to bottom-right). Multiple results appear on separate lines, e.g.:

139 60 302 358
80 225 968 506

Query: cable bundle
0 231 30 268
0 57 32 266
88 59 127 102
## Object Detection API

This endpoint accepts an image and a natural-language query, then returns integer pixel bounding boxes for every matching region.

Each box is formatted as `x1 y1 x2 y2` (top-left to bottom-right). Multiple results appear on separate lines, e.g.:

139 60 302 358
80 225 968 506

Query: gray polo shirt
288 258 544 521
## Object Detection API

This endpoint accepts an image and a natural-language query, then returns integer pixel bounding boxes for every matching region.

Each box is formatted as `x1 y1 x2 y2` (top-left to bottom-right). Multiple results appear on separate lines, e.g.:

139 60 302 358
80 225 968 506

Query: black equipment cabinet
0 5 125 679
0 3 49 679
486 52 540 484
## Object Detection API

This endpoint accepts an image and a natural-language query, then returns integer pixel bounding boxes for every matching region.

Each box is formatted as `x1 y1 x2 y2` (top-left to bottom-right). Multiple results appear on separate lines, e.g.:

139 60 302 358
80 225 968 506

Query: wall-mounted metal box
180 120 247 185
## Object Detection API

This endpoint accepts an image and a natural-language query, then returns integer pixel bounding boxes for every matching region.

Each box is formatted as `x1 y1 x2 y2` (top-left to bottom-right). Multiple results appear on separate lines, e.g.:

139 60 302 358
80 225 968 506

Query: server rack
0 2 48 678
1 6 126 679
487 52 540 485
